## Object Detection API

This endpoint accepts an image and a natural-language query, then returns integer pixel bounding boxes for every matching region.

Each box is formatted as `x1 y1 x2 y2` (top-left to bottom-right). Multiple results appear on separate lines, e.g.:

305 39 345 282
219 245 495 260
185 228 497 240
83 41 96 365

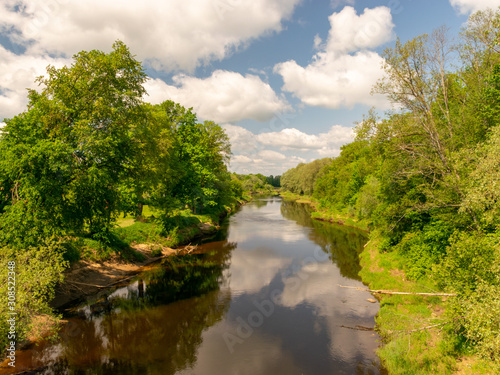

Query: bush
396 220 453 280
435 231 500 293
456 283 500 362
155 212 200 235
355 175 381 219
436 231 500 362
0 239 68 350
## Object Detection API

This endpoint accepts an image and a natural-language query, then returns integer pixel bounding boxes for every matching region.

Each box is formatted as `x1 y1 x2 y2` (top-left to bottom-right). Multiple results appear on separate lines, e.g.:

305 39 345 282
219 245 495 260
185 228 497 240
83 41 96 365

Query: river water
2 196 386 374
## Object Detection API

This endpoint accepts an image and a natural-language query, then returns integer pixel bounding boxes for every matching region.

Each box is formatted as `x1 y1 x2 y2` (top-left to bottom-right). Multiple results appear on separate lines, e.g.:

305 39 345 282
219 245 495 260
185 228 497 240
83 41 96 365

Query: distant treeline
281 9 500 362
231 173 280 194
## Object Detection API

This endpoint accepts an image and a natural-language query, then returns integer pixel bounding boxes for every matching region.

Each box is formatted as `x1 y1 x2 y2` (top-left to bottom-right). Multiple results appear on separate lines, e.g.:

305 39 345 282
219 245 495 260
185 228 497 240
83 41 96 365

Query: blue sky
0 0 498 174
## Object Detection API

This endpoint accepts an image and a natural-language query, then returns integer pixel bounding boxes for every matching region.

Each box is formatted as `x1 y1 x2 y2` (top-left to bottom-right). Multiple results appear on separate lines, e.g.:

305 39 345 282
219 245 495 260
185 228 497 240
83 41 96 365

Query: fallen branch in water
337 285 456 297
67 280 107 288
340 325 375 331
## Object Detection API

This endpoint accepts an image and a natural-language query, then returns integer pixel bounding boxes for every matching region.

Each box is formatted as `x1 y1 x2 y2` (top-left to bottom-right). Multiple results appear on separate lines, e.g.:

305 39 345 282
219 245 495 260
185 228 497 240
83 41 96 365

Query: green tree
0 41 148 244
174 119 231 214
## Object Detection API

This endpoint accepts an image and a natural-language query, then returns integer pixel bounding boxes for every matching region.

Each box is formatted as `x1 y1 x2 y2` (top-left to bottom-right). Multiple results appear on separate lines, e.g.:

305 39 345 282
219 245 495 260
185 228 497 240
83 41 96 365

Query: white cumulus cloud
229 153 307 175
274 6 394 109
450 0 500 14
223 125 354 175
257 149 287 161
325 6 395 53
145 71 290 123
0 0 300 72
221 124 259 152
256 126 354 154
0 0 299 120
0 45 69 120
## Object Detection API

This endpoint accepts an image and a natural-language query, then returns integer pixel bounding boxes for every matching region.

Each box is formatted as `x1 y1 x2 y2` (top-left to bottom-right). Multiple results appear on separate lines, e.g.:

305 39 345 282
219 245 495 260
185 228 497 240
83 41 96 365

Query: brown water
2 197 386 374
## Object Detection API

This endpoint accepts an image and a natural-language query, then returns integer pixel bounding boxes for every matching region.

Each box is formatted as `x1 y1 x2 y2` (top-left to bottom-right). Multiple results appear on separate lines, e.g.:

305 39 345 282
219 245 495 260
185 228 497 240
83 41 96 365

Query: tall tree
0 41 148 244
174 119 231 214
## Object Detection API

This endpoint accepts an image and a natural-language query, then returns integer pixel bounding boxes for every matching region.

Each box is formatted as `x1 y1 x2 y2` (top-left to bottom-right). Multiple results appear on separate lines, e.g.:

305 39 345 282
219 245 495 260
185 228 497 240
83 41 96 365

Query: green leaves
435 231 500 362
457 283 500 362
0 41 241 350
0 239 68 350
461 125 500 230
173 119 231 214
282 158 331 196
0 41 149 245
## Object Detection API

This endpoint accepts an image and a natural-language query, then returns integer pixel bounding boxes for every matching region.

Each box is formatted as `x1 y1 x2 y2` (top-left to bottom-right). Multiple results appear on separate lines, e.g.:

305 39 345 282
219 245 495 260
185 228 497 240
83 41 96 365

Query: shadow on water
1 246 235 375
280 199 368 280
1 196 386 375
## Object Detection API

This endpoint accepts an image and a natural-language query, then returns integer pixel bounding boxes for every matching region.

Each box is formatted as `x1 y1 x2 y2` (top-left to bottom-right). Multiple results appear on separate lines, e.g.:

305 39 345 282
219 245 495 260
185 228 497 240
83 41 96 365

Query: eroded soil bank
52 221 220 309
51 244 177 309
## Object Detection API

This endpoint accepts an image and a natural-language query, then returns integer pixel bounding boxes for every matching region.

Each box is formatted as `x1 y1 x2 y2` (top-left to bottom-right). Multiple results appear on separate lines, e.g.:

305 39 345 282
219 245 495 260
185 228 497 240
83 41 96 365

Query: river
3 196 386 374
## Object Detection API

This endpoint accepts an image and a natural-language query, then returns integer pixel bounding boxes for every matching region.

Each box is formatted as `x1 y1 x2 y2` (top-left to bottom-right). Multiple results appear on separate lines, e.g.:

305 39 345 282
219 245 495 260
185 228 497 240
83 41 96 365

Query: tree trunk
136 202 144 221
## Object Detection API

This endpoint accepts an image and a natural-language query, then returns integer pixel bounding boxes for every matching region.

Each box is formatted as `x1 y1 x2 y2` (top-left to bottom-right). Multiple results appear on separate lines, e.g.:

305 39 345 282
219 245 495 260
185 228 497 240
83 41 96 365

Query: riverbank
16 202 247 357
52 209 227 306
279 192 497 374
2 194 385 375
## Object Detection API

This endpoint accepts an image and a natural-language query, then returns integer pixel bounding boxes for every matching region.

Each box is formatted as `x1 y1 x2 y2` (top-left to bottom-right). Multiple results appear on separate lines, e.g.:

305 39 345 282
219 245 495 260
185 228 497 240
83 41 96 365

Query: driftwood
66 280 108 289
340 325 375 331
338 285 456 297
340 321 451 334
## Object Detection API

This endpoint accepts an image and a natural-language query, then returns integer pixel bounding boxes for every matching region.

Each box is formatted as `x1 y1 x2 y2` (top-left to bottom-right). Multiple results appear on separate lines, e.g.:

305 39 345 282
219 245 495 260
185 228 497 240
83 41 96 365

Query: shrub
456 283 500 362
0 238 68 350
396 220 453 280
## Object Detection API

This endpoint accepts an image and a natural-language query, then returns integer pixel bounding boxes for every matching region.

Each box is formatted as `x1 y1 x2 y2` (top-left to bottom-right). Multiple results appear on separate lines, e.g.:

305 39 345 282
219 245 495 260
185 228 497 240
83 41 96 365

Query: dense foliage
0 42 242 348
231 173 278 194
282 9 500 363
281 158 331 196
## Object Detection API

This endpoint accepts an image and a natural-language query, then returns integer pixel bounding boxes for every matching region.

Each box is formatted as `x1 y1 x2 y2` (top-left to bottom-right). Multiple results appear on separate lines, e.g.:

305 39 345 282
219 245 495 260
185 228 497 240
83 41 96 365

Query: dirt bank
51 219 221 309
51 244 178 309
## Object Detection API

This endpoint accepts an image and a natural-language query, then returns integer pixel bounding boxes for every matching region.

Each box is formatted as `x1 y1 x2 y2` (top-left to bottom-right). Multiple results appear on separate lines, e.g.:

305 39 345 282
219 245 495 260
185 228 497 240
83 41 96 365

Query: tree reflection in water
280 199 368 280
19 242 236 375
5 199 383 375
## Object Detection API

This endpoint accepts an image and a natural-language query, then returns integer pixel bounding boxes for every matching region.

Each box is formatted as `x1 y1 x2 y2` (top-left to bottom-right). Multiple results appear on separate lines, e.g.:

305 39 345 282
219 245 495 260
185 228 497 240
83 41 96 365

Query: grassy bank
279 191 369 230
69 201 243 264
279 192 498 374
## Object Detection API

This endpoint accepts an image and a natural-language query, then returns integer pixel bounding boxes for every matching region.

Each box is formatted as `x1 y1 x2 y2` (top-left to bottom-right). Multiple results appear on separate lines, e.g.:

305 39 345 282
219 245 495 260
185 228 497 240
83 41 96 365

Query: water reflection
1 196 385 375
281 199 368 280
2 251 233 374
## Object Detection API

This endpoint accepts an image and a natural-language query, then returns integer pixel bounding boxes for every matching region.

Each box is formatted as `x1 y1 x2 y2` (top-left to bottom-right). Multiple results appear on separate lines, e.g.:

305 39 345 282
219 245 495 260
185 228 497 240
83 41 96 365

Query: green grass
68 205 230 264
116 217 135 227
115 205 159 227
360 239 449 368
114 221 160 244
358 236 500 374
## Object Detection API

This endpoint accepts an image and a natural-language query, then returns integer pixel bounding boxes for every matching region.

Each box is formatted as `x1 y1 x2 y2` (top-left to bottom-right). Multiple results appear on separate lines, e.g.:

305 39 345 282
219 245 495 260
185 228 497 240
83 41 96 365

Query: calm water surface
2 197 386 374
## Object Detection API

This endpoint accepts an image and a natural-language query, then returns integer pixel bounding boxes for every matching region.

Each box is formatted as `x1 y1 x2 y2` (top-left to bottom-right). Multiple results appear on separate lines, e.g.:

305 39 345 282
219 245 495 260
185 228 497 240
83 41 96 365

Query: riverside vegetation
280 8 500 375
2 8 500 375
0 41 273 352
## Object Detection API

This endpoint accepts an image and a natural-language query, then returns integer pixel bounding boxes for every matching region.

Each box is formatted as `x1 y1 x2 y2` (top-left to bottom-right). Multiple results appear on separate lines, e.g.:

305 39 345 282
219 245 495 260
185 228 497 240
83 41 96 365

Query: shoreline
279 192 493 374
52 218 224 310
52 199 248 310
0 201 246 373
14 206 237 358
